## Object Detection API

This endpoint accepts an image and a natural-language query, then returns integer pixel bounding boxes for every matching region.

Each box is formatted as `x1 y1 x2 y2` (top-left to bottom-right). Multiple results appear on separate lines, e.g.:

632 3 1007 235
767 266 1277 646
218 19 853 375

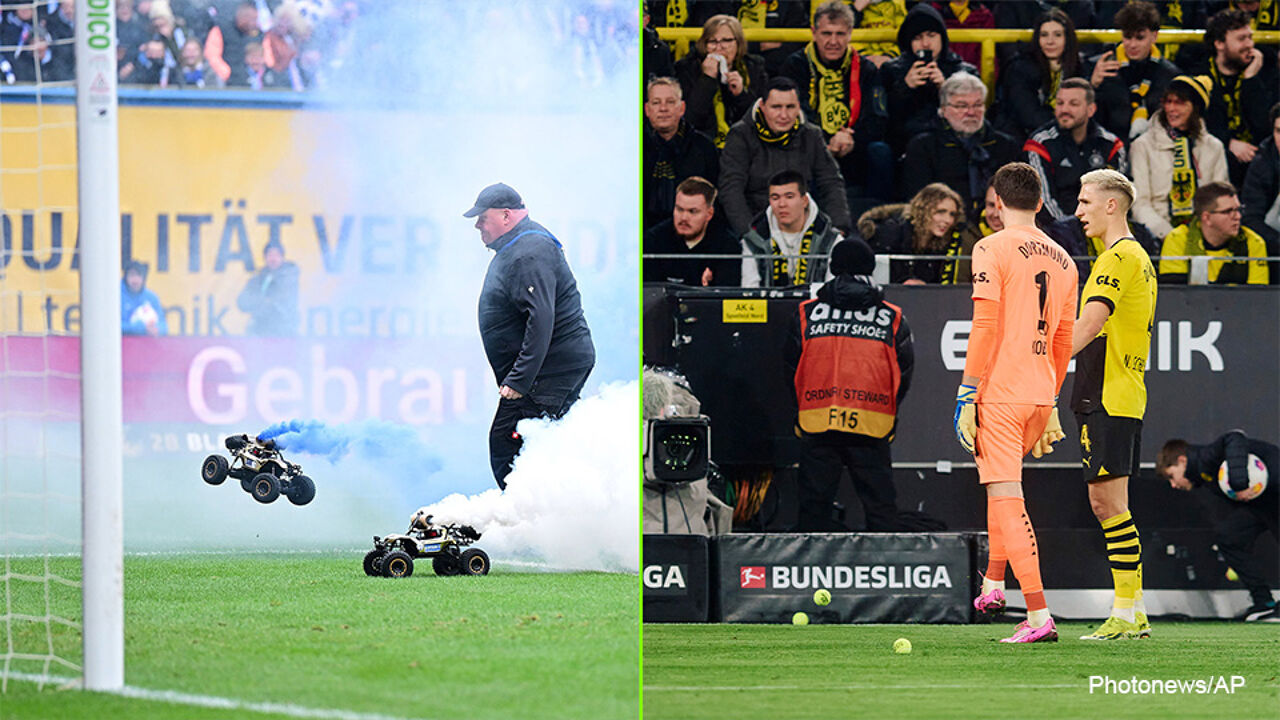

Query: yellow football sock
1102 510 1140 621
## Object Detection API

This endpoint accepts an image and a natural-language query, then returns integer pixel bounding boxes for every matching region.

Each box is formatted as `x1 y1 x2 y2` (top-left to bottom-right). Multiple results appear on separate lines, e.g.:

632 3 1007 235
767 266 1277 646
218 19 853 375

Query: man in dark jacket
1181 8 1280 187
236 239 299 336
466 183 596 489
741 170 843 287
1241 102 1280 283
1089 0 1179 143
719 77 852 238
901 72 1020 220
1156 431 1279 622
785 238 914 531
644 77 720 231
1025 78 1129 223
644 176 741 287
779 1 891 204
877 3 977 155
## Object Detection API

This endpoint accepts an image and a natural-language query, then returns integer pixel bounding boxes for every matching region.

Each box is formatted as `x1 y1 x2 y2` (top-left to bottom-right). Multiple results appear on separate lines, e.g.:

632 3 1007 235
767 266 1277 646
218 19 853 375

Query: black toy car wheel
432 555 461 576
382 550 413 578
250 473 280 504
287 475 316 506
201 455 229 485
460 548 491 576
363 550 384 577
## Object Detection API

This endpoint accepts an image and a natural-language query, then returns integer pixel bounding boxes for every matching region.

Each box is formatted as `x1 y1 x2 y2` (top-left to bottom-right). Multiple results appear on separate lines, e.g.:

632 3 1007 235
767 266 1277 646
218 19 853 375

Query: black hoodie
878 3 977 154
1183 431 1278 499
784 275 915 405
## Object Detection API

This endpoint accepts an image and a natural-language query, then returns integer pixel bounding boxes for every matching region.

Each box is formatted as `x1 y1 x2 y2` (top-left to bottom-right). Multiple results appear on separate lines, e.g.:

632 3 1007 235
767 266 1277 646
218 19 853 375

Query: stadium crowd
0 0 636 91
644 0 1280 287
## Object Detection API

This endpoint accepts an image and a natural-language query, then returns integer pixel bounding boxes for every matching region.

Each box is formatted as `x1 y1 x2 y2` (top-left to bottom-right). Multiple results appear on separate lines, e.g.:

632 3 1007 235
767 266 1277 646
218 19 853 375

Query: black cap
829 238 876 276
463 183 525 218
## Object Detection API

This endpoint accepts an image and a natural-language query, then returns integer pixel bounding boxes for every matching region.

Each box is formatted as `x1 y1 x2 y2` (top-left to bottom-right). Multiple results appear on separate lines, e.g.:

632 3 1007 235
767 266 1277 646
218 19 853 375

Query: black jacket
784 274 914 405
1090 52 1179 142
1184 431 1278 499
779 45 888 182
643 119 721 231
995 48 1088 142
1024 119 1128 222
901 119 1020 219
673 50 768 146
644 216 741 287
1241 137 1279 251
878 3 977 154
478 217 595 396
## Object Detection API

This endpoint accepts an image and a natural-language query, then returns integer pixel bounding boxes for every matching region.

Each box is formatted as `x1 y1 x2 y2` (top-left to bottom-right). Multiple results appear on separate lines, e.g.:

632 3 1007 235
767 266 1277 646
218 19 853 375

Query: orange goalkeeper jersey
967 224 1078 406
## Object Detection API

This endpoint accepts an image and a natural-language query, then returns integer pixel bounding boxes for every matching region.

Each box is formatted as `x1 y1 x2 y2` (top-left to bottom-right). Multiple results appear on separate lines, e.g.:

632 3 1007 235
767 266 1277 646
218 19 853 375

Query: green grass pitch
1 554 639 720
642 622 1280 720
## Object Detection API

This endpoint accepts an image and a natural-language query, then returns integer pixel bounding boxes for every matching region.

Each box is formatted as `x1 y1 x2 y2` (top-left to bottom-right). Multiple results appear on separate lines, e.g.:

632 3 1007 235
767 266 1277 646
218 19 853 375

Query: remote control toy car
363 512 490 578
201 433 316 506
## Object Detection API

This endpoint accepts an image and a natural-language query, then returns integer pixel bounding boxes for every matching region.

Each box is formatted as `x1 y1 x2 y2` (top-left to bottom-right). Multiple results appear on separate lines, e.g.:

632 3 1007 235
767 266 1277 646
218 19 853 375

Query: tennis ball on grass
893 638 912 654
792 612 809 625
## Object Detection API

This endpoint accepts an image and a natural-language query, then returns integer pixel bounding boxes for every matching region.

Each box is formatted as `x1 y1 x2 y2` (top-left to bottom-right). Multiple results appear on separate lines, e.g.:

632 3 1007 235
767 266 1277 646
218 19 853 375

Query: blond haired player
1069 168 1158 640
956 163 1078 643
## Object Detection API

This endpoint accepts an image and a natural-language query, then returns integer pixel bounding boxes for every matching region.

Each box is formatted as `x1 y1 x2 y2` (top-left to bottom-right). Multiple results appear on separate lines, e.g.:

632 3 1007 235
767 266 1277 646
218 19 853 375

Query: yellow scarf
1209 60 1251 144
771 224 814 285
738 0 767 28
1168 128 1196 221
753 100 801 146
804 42 857 136
950 1 970 23
1047 67 1062 109
1115 44 1160 128
711 58 751 148
665 0 688 26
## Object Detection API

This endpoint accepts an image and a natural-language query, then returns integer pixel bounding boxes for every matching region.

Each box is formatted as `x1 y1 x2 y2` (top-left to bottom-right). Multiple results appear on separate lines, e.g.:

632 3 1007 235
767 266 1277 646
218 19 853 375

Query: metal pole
75 0 123 692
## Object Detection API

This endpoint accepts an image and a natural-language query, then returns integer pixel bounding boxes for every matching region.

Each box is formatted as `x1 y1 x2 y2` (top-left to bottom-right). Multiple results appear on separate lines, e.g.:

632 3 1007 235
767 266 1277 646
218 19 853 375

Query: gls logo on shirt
1095 274 1120 289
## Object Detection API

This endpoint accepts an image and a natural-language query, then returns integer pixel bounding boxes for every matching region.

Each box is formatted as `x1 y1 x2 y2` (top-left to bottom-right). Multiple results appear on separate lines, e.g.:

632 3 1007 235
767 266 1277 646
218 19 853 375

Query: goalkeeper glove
954 384 977 454
1031 405 1065 458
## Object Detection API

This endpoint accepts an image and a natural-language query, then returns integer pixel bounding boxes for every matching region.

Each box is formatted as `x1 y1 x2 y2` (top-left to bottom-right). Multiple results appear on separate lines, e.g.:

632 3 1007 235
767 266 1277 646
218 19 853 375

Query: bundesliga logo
739 566 766 588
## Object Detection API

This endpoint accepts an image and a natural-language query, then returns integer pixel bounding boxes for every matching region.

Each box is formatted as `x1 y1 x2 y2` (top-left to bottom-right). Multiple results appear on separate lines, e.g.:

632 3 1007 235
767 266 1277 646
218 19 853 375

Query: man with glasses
901 72 1019 221
1157 181 1269 284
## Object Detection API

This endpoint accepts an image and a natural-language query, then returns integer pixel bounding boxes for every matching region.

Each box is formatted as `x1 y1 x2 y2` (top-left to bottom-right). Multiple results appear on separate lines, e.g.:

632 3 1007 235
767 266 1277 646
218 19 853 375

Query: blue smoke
257 419 443 477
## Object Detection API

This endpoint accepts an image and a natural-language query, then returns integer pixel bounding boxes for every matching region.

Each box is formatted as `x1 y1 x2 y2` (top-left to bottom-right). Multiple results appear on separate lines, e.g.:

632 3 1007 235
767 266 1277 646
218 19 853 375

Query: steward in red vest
785 238 915 531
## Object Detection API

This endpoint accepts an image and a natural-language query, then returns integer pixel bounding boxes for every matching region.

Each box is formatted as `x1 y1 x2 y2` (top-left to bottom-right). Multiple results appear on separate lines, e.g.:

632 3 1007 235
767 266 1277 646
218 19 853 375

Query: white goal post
75 0 123 691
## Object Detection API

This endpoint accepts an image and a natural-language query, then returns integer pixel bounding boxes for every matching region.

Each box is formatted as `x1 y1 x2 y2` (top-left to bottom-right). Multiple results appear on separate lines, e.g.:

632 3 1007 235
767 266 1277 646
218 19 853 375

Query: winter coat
901 119 1020 219
1241 137 1280 250
877 3 977 154
740 199 843 288
1130 113 1229 240
995 48 1087 143
673 50 768 146
858 203 979 284
719 108 852 237
643 119 721 230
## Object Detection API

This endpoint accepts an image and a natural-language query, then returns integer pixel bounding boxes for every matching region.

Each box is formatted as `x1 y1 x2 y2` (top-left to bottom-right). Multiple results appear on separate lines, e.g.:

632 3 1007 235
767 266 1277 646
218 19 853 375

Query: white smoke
417 381 638 573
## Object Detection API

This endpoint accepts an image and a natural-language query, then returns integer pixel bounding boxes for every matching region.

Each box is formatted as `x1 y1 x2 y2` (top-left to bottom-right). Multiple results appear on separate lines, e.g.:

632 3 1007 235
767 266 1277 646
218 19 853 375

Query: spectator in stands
9 27 52 84
735 0 809 77
720 77 852 238
644 76 720 231
205 0 264 87
852 0 907 69
786 238 914 533
1 4 47 82
178 38 219 88
901 72 1019 221
116 0 151 63
780 1 891 209
1155 431 1279 622
121 261 168 337
45 0 74 82
879 3 976 155
1090 1 1179 143
932 0 994 70
861 181 977 284
740 170 844 288
148 0 186 79
1241 102 1279 281
1131 75 1229 239
1183 8 1279 187
645 176 740 287
997 8 1088 143
237 239 300 336
229 40 287 89
1158 181 1269 284
978 181 1003 236
263 1 313 91
129 38 169 85
673 14 767 149
1025 78 1129 223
